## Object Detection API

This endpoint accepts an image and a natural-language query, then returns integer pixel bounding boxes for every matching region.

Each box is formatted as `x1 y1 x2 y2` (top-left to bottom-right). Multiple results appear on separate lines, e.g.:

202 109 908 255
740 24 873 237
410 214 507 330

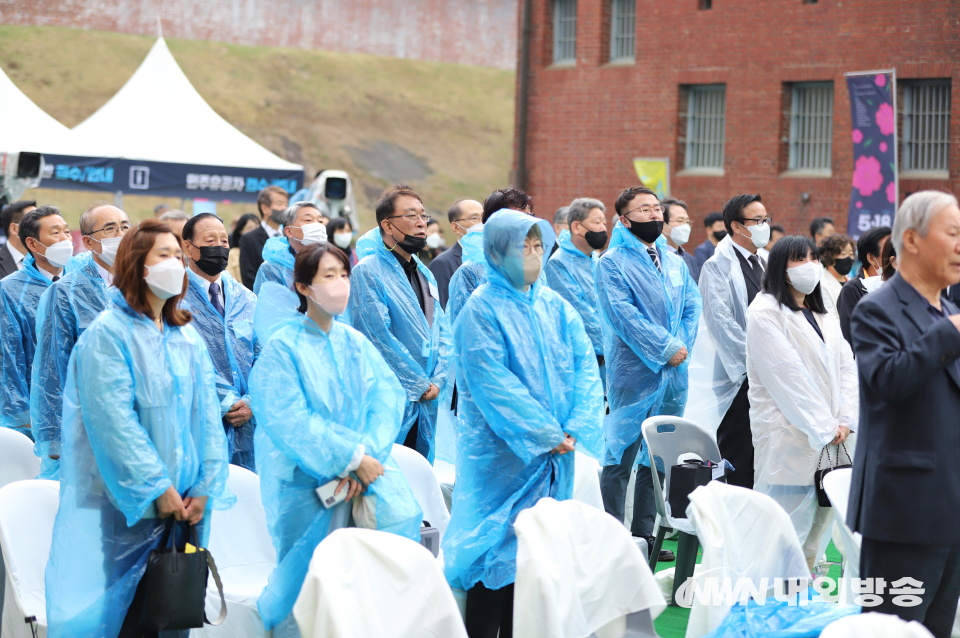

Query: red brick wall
517 0 960 244
0 0 518 69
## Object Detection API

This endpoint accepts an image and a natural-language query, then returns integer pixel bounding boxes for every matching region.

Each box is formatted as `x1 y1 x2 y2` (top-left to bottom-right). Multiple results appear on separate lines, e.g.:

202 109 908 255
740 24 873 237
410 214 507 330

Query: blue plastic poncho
253 236 295 295
250 283 422 629
543 230 604 356
346 231 452 461
442 211 605 591
595 222 702 467
182 269 260 470
45 288 234 638
447 229 487 326
30 253 109 479
0 254 55 435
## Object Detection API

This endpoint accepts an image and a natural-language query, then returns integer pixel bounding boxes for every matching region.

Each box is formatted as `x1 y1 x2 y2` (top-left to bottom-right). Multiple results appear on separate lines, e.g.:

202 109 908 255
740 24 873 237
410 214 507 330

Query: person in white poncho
745 235 858 568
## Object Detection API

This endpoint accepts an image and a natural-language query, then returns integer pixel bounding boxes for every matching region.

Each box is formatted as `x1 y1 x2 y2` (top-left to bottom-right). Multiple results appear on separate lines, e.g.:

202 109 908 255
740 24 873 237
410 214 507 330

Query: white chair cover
821 468 863 606
293 528 467 638
433 459 457 512
684 481 809 638
194 464 276 638
0 479 59 638
391 444 451 538
0 429 40 489
572 451 604 510
514 497 665 638
821 611 934 638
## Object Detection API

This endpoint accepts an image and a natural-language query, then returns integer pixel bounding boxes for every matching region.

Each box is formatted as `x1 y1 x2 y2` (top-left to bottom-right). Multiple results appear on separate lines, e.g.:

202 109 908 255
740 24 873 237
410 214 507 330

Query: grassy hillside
0 25 516 233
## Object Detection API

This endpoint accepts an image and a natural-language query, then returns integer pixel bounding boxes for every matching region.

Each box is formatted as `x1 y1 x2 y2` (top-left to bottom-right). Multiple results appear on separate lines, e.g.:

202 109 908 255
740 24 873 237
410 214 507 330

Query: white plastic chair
194 464 276 638
573 451 604 510
293 528 467 637
391 444 451 539
0 479 59 638
432 459 457 512
821 468 862 606
0 429 40 488
514 497 665 638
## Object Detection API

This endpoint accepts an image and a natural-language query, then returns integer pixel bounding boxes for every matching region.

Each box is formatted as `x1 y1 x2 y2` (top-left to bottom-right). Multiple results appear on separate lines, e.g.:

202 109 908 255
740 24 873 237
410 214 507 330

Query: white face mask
332 232 353 249
298 222 328 246
96 236 123 266
523 253 542 286
144 258 186 300
425 233 442 249
466 222 484 234
739 222 771 249
861 275 884 293
669 223 692 246
786 261 822 295
38 239 74 268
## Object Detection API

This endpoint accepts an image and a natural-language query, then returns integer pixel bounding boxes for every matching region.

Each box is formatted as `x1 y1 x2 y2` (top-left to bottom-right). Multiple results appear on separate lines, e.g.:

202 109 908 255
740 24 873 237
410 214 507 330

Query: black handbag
140 519 227 631
814 443 852 508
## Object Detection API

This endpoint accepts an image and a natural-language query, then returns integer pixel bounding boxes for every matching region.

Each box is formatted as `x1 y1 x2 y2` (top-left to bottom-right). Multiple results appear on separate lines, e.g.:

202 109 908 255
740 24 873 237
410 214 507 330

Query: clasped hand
335 455 385 502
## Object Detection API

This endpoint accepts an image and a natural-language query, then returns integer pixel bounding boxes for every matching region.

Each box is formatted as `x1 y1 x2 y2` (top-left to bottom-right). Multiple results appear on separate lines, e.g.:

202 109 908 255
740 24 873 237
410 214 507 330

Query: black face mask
269 208 285 224
584 229 608 250
193 245 230 277
388 230 427 255
625 219 664 244
834 256 855 276
713 230 728 242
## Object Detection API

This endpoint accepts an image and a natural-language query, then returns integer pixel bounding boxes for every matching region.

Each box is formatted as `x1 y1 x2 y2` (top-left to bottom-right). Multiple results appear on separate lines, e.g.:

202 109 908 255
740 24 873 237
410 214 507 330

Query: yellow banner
632 158 669 199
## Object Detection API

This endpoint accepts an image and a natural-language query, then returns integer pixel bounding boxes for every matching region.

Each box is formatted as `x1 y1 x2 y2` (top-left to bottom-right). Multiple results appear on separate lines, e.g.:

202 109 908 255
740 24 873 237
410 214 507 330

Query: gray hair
79 201 115 235
159 209 189 222
281 201 321 227
567 198 605 226
553 206 569 225
891 190 959 254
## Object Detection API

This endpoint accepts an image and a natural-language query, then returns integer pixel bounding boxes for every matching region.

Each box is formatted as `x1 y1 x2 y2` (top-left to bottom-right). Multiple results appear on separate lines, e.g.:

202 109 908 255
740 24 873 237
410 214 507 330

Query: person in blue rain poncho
442 210 605 638
30 203 130 479
1 206 74 438
45 220 233 638
249 244 422 636
252 202 328 295
347 185 452 461
595 186 702 553
181 213 260 470
543 197 608 386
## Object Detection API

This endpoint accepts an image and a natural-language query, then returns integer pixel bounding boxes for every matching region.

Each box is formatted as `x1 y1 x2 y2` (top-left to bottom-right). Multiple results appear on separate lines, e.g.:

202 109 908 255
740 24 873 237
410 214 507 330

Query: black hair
881 238 898 281
770 224 785 234
230 213 261 249
326 216 353 236
856 225 891 276
614 186 658 217
293 242 351 313
721 194 762 235
661 198 689 224
761 235 827 314
810 216 835 240
482 188 533 223
1 200 36 238
18 205 63 257
182 212 224 243
819 233 855 267
703 211 723 227
375 185 422 227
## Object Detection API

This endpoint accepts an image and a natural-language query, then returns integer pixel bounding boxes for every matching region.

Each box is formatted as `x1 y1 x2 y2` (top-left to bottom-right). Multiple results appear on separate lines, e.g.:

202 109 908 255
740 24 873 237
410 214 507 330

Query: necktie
209 281 225 317
52 275 60 282
647 247 662 275
748 254 764 283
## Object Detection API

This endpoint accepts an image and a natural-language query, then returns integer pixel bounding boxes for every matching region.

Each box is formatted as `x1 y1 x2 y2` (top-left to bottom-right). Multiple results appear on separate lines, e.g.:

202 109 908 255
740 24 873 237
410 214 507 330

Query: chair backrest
0 480 59 618
641 415 722 520
0 429 40 488
822 468 861 578
206 464 276 570
391 444 450 539
293 528 467 638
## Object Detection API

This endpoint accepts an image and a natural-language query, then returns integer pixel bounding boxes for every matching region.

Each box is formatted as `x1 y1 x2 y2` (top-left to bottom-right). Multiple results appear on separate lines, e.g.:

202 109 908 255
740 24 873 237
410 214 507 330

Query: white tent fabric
0 65 76 154
68 38 301 171
513 497 665 638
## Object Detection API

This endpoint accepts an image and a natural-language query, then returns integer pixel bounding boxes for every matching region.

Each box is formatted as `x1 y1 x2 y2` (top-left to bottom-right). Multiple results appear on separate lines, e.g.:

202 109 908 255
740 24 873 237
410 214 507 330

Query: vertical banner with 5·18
845 70 897 240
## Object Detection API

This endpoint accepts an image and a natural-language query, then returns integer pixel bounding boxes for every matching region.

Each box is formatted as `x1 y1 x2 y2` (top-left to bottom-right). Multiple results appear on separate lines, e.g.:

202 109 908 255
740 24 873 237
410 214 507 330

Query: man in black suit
0 200 35 279
238 185 289 290
428 198 482 309
849 191 960 638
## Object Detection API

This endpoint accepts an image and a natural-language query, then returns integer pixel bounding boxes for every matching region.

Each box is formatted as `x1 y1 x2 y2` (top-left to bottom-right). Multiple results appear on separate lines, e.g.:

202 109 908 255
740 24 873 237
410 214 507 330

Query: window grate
789 82 834 171
903 80 951 173
553 0 577 64
685 85 726 169
610 0 636 62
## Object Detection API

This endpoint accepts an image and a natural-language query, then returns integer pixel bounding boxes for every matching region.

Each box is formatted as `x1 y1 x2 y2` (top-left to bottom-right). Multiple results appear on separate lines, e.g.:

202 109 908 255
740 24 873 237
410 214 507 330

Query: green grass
0 25 515 231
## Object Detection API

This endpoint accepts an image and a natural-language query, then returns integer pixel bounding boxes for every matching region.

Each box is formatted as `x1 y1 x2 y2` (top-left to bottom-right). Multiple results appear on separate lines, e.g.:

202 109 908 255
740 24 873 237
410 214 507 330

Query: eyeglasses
523 243 544 256
625 205 664 217
457 215 483 225
389 213 430 224
87 222 132 238
737 217 773 226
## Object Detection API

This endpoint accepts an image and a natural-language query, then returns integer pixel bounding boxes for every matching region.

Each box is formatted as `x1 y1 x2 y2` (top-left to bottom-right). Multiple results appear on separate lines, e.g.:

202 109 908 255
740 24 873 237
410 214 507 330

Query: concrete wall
517 0 960 241
0 0 519 69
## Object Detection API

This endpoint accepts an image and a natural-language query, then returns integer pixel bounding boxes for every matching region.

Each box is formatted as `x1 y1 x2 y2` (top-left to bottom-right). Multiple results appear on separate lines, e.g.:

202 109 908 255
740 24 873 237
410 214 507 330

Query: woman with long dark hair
45 219 234 638
745 235 858 569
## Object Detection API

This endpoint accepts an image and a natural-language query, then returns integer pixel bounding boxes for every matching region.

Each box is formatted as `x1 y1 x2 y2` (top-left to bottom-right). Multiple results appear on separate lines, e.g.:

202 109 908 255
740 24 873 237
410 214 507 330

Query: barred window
903 80 951 173
553 0 577 64
789 82 834 171
685 85 726 170
610 0 635 62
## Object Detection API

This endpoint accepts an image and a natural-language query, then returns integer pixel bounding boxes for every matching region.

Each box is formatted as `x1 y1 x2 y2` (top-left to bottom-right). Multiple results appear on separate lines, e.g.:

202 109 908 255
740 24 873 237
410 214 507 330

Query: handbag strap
837 442 852 465
204 550 228 626
817 444 834 470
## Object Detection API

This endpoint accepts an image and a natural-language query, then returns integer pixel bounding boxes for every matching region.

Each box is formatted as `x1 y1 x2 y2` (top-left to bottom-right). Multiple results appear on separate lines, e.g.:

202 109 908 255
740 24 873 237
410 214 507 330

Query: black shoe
641 536 676 562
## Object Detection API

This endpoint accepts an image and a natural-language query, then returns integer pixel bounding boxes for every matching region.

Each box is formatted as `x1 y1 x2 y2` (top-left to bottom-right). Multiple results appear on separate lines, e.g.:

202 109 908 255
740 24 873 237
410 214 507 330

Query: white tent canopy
0 66 77 155
69 37 300 171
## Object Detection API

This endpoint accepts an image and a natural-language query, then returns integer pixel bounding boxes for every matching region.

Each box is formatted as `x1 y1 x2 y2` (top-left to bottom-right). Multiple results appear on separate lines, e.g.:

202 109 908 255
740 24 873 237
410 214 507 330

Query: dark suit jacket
0 243 18 280
239 225 269 290
837 276 868 346
427 241 462 310
848 273 960 544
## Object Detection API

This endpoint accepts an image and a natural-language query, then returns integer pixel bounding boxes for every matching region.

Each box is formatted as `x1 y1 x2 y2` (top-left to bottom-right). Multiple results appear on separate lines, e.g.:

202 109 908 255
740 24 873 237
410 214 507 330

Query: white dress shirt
195 272 225 306
261 220 281 239
94 260 114 286
7 242 25 270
